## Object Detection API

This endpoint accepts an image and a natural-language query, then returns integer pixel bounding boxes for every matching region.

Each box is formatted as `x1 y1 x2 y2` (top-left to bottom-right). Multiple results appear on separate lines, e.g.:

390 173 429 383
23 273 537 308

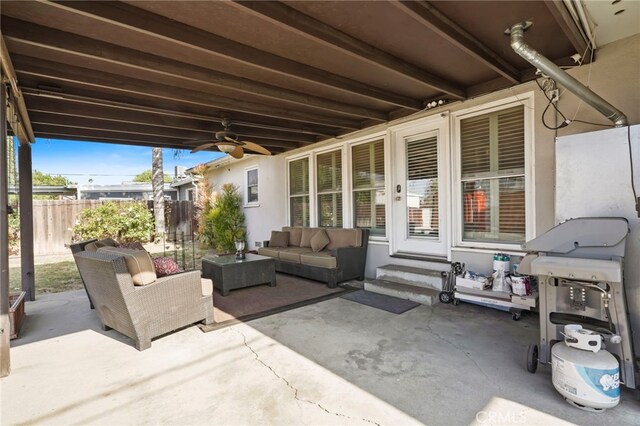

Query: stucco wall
204 34 639 279
206 154 287 250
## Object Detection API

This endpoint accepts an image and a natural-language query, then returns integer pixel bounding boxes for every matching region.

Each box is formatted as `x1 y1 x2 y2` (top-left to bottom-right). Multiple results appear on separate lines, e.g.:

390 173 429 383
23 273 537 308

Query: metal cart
519 217 638 390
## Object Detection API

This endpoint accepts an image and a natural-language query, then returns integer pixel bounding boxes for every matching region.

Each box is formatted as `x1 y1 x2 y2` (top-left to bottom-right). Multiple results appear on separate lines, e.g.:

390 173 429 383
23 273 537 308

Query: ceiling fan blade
224 135 237 143
190 143 216 153
229 146 244 159
240 141 271 155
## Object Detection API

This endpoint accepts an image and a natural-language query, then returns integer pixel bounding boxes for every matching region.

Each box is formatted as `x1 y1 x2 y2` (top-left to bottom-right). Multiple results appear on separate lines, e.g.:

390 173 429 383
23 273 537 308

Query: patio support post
0 80 11 377
19 143 35 301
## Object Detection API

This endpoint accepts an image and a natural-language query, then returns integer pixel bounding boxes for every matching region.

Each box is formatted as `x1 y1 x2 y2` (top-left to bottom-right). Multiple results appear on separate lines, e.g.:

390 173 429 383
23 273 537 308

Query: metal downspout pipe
507 21 627 127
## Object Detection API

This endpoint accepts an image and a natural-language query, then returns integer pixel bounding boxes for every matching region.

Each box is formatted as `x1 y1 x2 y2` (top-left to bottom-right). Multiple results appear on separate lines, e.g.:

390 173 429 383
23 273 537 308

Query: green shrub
201 184 246 252
8 209 20 255
72 201 154 243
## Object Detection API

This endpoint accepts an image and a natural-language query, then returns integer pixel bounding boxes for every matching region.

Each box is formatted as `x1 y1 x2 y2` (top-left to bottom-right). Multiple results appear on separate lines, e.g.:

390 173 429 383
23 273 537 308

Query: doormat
340 290 420 314
200 274 358 332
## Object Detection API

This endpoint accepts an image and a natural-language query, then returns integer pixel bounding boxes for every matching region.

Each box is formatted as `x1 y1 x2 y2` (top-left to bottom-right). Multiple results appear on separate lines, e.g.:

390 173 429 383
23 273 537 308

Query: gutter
506 21 627 127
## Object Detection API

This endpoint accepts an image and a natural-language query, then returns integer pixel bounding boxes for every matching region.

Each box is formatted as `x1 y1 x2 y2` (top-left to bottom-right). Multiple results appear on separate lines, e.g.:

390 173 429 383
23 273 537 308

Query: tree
151 148 165 237
132 169 170 183
32 170 73 186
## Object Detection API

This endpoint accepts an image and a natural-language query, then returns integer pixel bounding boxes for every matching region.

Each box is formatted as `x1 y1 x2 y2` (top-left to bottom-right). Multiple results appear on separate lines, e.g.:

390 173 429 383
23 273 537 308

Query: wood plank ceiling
1 1 587 155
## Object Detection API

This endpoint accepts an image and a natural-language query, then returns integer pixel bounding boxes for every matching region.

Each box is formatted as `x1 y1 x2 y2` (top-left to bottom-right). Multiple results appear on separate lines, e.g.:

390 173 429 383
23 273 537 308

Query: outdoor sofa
257 227 369 288
72 240 213 350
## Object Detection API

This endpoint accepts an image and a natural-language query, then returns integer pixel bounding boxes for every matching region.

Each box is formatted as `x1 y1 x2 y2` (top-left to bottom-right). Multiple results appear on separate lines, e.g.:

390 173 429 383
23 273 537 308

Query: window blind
460 105 525 242
352 140 385 235
317 150 342 227
289 158 309 227
407 135 439 237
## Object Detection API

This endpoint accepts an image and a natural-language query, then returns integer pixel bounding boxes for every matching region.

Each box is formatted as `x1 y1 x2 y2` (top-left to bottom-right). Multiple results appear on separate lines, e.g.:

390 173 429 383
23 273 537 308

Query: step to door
375 264 446 291
364 279 440 306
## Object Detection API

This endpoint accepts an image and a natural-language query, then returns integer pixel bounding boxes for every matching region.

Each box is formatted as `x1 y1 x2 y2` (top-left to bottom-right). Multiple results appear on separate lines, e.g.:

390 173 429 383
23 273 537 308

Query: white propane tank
551 325 620 412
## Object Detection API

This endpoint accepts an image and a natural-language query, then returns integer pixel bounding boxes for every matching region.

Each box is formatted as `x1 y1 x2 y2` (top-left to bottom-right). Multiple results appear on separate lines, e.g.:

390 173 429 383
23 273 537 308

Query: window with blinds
246 167 258 204
289 158 309 227
352 140 385 235
317 149 342 227
406 135 439 238
460 105 525 242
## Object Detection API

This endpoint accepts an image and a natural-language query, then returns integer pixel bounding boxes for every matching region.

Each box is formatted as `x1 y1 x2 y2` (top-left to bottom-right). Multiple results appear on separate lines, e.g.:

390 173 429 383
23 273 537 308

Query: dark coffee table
201 253 276 296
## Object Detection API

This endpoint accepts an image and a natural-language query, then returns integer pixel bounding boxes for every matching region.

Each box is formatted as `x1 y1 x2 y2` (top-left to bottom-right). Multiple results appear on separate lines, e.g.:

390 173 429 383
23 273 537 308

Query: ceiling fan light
217 143 236 153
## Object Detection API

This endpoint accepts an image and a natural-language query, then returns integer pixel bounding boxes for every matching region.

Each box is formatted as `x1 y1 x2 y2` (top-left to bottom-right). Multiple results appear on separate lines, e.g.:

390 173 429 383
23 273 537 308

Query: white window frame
346 131 389 240
286 154 313 227
451 92 536 251
244 165 259 207
314 146 345 228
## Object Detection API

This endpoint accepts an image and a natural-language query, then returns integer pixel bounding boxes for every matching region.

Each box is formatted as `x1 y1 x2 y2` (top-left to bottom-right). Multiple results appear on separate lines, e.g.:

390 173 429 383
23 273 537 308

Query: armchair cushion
117 241 146 251
84 238 119 252
269 231 290 248
98 246 157 285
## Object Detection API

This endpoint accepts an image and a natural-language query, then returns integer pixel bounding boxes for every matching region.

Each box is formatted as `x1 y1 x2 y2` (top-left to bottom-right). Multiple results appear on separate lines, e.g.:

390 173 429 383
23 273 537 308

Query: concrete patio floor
1 290 638 425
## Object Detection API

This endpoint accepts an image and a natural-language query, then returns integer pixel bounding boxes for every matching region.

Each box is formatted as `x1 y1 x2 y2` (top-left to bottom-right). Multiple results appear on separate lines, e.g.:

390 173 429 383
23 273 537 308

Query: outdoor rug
340 290 420 314
200 273 356 332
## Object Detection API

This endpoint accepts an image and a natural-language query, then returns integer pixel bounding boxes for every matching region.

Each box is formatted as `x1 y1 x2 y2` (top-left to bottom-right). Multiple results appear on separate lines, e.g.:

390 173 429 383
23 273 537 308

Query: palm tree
151 147 165 238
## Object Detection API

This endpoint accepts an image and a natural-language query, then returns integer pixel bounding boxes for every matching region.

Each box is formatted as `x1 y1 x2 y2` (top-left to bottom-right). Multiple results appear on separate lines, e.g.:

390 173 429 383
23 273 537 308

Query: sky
19 137 224 186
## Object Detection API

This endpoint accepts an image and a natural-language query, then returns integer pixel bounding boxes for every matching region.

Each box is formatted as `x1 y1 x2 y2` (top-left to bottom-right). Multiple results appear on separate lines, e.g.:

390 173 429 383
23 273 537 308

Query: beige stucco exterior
201 33 639 276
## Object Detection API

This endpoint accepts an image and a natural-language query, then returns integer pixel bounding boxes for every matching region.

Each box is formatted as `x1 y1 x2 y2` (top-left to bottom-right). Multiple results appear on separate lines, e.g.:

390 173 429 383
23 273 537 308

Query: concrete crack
423 309 494 386
233 328 381 426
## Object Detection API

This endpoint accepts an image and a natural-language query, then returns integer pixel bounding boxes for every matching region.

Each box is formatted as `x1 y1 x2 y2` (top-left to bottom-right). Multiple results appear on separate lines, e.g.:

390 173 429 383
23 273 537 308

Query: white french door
391 116 448 256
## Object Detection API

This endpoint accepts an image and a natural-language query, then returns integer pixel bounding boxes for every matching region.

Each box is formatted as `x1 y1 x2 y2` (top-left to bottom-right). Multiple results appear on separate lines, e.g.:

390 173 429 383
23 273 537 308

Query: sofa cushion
326 229 363 250
300 251 337 269
278 247 313 263
282 227 303 247
270 231 289 248
98 246 157 285
257 247 282 259
300 228 320 248
310 229 330 252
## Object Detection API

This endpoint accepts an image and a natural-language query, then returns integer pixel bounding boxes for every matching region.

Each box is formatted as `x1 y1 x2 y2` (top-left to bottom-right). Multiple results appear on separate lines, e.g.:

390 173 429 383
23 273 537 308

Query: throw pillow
153 257 183 277
117 241 145 251
310 229 330 252
270 231 290 248
98 246 157 285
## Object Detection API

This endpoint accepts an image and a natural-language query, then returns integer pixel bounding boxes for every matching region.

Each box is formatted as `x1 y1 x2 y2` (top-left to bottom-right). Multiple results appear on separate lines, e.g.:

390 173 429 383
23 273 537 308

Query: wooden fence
30 199 194 255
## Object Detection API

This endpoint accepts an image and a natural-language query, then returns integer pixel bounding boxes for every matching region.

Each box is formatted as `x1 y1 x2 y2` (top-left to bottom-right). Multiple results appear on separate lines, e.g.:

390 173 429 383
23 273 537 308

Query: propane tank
551 325 620 412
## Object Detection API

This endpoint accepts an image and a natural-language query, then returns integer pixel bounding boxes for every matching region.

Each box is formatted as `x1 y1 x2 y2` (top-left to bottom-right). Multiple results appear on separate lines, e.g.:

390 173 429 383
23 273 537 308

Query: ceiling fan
190 118 272 159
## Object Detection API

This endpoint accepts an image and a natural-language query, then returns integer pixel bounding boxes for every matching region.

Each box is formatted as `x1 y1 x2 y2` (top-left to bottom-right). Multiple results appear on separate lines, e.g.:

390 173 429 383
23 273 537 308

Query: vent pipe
507 21 627 127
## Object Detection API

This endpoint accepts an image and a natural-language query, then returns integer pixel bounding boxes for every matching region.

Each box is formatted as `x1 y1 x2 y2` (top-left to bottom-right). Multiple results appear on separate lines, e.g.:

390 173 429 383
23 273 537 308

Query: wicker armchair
74 250 214 350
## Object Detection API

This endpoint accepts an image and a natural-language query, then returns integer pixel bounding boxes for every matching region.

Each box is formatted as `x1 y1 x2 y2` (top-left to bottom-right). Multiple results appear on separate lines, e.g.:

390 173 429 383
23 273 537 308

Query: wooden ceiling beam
3 18 387 122
0 36 35 144
34 125 293 152
35 0 423 110
22 88 334 138
25 98 318 144
13 55 363 130
392 1 520 84
544 0 592 62
231 1 465 99
31 112 308 149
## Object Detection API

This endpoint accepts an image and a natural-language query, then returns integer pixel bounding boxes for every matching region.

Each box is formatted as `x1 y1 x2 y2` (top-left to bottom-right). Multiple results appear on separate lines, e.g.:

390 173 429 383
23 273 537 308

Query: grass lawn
9 243 212 296
9 262 83 295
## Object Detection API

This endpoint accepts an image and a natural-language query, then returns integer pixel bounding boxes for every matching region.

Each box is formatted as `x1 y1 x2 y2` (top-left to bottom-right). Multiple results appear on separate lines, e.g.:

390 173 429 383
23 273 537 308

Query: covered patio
4 289 639 425
1 1 639 423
